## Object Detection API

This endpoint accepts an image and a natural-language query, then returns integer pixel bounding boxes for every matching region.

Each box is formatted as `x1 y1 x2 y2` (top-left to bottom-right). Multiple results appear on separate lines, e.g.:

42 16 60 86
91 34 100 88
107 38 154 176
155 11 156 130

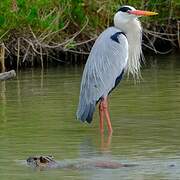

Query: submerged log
0 70 16 81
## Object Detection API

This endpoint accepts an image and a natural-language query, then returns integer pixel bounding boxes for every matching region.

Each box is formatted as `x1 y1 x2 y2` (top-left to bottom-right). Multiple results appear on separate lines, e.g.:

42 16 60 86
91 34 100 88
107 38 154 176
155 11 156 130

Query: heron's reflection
79 132 112 159
0 81 7 122
100 132 112 153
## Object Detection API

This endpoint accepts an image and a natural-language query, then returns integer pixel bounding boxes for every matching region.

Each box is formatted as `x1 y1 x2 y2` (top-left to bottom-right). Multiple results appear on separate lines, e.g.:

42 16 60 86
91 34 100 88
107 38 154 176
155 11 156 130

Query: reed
0 44 5 72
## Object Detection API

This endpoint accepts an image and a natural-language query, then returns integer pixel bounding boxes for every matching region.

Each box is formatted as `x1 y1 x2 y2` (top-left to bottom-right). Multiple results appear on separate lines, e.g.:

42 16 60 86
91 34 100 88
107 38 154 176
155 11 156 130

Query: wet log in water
0 70 16 81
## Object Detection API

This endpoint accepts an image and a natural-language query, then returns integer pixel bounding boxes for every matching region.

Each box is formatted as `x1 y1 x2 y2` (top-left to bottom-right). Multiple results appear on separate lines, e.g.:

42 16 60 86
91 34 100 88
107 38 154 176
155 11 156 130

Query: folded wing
76 27 128 123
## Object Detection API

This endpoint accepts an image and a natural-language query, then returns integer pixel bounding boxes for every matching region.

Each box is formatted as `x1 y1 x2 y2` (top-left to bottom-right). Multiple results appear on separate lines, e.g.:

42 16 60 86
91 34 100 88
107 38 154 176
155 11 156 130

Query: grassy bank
0 0 180 69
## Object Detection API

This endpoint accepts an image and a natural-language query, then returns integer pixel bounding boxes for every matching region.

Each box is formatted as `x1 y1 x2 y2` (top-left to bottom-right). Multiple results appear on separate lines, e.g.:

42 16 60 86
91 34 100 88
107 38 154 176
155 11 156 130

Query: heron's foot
100 127 112 134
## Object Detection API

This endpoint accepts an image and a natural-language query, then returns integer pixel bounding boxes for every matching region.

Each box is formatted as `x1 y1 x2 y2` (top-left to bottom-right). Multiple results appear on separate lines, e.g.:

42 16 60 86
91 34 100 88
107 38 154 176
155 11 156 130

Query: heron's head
114 5 158 31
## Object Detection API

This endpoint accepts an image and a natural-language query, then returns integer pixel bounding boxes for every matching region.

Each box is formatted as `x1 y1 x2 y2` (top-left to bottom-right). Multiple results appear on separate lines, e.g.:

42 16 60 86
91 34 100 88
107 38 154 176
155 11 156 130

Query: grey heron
76 5 158 133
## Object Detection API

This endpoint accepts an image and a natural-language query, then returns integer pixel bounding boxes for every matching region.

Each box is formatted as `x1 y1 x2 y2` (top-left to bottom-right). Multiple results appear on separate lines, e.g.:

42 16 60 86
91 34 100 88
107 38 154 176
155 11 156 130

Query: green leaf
27 6 38 22
0 16 5 27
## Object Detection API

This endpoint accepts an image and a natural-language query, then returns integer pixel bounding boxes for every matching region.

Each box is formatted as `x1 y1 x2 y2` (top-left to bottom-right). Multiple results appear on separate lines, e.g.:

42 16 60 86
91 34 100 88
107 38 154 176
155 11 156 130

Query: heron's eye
34 158 37 160
127 10 132 15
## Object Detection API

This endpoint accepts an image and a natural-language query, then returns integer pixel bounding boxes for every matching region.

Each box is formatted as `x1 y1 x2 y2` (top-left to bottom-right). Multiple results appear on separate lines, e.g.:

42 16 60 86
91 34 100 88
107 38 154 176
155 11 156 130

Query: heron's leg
102 97 113 134
99 100 104 133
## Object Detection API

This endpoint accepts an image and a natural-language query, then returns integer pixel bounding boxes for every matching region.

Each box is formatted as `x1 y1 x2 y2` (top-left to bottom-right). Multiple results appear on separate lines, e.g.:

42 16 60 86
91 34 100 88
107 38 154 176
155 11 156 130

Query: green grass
0 0 86 38
0 0 179 40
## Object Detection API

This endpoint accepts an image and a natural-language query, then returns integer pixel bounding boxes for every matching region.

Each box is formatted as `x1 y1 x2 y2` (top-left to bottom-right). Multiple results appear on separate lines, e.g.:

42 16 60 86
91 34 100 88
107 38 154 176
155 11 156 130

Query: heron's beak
128 10 158 16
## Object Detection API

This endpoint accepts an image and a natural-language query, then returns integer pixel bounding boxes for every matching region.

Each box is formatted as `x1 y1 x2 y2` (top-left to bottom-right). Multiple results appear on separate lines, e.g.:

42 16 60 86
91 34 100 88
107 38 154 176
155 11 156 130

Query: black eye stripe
117 7 132 13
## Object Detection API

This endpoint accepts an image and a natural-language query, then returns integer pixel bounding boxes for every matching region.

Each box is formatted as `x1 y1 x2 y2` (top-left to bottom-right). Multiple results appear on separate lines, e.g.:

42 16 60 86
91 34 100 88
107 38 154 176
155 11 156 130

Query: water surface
0 54 180 180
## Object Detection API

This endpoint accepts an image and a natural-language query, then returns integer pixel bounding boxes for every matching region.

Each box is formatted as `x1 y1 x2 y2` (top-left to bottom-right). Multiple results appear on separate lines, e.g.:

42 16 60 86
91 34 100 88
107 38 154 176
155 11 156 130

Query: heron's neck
116 19 142 78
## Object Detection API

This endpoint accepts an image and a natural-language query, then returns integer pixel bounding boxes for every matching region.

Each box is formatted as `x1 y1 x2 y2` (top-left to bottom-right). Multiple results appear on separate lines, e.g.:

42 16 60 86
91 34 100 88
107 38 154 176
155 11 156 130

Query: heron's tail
76 101 96 124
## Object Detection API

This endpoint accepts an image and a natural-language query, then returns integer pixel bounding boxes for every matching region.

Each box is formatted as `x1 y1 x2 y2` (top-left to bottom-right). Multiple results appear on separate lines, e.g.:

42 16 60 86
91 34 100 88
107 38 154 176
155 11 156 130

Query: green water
0 54 180 180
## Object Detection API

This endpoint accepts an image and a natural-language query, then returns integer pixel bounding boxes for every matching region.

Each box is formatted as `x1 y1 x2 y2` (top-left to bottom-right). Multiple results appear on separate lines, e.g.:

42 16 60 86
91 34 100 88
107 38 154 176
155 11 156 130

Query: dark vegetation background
0 0 179 70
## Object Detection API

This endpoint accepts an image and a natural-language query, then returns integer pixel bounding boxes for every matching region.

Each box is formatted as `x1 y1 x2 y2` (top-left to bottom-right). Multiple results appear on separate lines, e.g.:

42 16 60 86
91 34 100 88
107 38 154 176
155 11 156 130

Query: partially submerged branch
0 70 16 81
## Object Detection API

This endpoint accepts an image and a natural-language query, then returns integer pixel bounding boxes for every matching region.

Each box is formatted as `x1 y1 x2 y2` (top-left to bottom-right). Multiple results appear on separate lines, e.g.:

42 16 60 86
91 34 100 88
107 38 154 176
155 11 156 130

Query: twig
17 38 20 70
0 30 9 41
63 49 89 55
144 29 177 37
39 21 70 42
22 44 30 62
21 38 45 55
40 46 43 69
178 21 180 48
74 36 97 46
143 31 157 54
47 55 66 63
144 29 176 42
143 43 173 54
40 16 89 49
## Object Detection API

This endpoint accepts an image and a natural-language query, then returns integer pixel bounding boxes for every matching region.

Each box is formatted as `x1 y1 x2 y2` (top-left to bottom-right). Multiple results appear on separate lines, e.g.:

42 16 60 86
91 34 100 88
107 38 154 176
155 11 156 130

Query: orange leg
99 97 113 134
99 101 104 133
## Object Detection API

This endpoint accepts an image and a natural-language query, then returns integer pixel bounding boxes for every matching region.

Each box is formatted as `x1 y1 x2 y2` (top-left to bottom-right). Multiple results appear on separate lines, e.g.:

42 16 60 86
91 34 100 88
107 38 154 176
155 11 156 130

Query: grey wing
76 27 128 123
